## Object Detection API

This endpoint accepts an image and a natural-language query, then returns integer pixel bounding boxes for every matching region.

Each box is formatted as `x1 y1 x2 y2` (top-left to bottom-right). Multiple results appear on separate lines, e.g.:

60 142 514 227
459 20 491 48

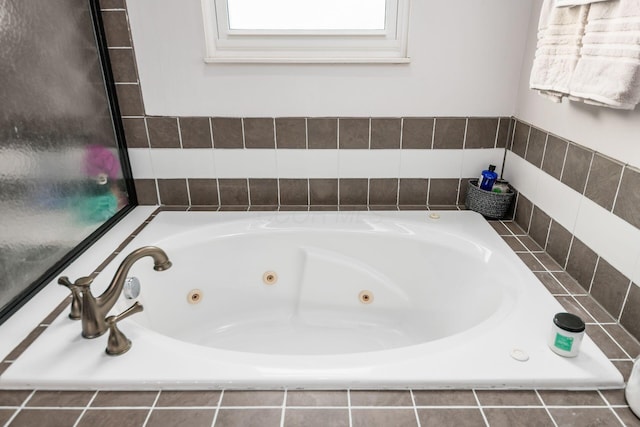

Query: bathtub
0 210 623 389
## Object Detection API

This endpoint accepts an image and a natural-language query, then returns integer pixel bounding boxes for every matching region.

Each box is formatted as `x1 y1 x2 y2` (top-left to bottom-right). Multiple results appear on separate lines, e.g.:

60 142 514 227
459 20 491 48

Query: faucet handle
58 276 93 320
105 301 144 356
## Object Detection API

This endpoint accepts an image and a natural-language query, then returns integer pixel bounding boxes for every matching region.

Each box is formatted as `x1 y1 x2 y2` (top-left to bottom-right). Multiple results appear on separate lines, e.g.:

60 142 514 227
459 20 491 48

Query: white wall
515 0 640 169
126 0 532 117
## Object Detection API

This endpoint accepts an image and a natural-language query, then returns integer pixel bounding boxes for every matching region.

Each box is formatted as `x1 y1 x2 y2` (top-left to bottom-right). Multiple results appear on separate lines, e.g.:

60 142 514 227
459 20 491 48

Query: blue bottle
479 165 498 191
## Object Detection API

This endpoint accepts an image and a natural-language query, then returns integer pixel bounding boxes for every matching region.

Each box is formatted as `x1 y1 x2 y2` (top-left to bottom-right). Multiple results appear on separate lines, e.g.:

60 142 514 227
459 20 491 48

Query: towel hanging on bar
555 0 611 7
530 0 640 110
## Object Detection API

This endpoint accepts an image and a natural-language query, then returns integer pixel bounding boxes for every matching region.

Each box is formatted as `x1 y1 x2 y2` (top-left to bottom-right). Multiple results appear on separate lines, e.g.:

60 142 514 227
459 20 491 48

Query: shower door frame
0 0 138 324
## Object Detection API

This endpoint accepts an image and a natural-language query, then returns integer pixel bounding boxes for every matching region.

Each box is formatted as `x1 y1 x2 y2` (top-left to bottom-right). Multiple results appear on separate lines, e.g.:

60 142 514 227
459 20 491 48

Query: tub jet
187 289 203 304
263 271 278 285
359 290 374 304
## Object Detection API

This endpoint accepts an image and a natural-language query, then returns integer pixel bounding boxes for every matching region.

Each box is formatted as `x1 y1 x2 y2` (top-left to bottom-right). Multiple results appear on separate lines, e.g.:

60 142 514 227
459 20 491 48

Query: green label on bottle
554 333 574 352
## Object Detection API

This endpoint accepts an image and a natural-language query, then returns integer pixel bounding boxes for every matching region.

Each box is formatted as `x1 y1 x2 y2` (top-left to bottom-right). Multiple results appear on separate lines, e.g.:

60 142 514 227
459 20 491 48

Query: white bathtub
0 211 624 389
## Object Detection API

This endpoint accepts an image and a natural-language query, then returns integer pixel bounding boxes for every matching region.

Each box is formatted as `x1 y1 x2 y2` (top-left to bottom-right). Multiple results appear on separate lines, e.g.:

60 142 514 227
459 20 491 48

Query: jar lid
553 312 585 333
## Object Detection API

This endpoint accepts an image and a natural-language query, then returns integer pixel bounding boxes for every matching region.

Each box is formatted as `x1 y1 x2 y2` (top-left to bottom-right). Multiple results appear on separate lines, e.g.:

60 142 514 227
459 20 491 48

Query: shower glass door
0 0 135 321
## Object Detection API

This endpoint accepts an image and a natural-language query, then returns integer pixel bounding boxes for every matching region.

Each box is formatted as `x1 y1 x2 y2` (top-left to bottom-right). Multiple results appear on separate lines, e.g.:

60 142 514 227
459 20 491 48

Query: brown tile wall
100 2 511 212
509 119 640 342
125 113 510 209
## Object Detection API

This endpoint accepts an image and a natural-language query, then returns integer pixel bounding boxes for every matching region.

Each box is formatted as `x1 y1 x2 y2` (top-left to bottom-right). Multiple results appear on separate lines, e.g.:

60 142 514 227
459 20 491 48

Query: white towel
556 0 611 7
569 0 640 109
530 0 590 100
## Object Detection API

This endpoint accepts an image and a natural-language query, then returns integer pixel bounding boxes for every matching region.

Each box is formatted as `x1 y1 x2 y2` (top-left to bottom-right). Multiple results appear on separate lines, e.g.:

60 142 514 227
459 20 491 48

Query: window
201 0 411 63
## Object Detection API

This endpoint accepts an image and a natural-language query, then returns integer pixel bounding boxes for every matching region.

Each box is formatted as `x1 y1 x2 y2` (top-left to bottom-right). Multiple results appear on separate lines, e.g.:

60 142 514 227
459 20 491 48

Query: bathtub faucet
58 246 172 339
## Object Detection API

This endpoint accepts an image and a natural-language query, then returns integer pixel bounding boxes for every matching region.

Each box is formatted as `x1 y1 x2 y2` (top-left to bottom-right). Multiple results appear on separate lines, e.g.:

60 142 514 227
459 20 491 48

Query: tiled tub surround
100 2 512 210
0 3 613 425
1 210 640 426
126 116 512 209
504 119 640 345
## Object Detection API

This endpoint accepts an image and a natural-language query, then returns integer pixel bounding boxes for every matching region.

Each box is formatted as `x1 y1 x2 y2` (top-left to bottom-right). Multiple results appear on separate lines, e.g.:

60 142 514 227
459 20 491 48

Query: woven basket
465 179 514 219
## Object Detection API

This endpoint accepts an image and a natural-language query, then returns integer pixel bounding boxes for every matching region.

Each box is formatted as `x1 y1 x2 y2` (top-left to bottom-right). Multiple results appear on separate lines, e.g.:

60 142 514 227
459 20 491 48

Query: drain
187 289 203 304
263 271 278 285
359 290 374 304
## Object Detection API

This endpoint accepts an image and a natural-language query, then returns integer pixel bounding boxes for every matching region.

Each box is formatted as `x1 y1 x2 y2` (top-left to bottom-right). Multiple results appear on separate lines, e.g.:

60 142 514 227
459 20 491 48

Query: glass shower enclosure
0 0 136 322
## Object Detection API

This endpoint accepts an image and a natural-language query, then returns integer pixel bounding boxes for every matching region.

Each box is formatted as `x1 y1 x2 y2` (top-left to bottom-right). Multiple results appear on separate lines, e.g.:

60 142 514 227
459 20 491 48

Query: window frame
200 0 411 63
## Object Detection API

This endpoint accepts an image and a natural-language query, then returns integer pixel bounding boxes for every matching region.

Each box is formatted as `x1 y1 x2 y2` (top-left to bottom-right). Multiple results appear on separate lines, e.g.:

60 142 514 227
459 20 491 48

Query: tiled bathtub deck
1 213 640 427
0 388 639 427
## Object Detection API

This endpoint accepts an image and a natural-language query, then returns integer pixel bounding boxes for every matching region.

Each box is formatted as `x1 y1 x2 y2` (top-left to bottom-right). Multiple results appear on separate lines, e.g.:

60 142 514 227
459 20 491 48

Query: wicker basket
465 179 514 219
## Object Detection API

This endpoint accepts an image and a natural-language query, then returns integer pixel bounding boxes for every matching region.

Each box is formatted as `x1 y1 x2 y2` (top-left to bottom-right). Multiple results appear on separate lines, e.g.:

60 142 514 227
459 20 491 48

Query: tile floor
1 216 640 426
1 388 640 426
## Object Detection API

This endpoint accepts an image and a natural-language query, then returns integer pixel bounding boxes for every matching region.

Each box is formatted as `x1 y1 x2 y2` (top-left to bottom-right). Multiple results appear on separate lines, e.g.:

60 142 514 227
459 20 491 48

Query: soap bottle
479 165 498 191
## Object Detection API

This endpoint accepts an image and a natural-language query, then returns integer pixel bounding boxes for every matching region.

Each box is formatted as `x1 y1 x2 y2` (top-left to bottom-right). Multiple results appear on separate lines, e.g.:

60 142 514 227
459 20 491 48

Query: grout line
619 281 633 323
176 117 184 149
599 323 633 360
142 117 152 149
525 199 535 235
279 389 287 427
610 164 626 214
304 118 309 150
508 117 516 151
347 389 353 427
608 405 628 426
209 117 216 149
539 133 550 174
409 389 422 427
241 118 246 149
542 216 552 254
549 273 573 295
587 256 601 294
3 390 36 427
185 178 192 206
523 125 532 162
141 390 160 427
471 390 490 427
284 405 351 409
580 151 596 196
557 140 570 187
563 234 576 272
535 390 560 427
71 390 98 427
430 118 436 149
271 117 277 150
366 178 370 206
598 387 629 427
246 178 252 208
211 390 224 427
462 117 469 150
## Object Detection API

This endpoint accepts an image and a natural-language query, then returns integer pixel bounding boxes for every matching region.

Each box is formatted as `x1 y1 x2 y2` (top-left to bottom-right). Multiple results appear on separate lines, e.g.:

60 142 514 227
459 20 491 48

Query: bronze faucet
59 246 172 339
